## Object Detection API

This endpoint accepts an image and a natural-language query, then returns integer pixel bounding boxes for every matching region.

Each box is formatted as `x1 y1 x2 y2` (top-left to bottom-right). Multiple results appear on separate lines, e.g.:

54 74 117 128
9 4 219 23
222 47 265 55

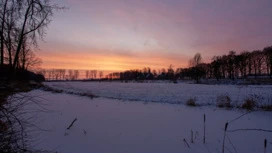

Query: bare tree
190 53 203 83
6 0 61 77
89 70 92 79
0 0 9 69
0 0 62 80
68 70 73 80
93 70 97 79
189 53 202 67
251 50 264 77
161 68 166 74
167 64 174 80
152 69 157 78
85 70 89 79
18 43 42 71
74 70 79 80
263 46 272 78
226 51 236 80
60 69 66 80
99 71 103 79
211 56 222 80
3 0 18 69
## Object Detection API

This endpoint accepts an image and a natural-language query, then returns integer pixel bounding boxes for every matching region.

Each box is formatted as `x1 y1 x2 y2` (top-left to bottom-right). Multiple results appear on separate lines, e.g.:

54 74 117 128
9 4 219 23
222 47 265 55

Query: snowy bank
44 81 272 108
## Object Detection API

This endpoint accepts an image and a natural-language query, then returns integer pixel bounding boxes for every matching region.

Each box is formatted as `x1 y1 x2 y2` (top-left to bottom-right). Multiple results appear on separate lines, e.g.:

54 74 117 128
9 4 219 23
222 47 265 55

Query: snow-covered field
17 82 272 153
44 81 272 106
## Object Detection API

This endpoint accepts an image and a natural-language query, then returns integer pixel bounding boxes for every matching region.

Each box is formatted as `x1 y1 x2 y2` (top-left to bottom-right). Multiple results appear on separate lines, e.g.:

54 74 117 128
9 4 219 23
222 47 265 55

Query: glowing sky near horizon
39 0 272 71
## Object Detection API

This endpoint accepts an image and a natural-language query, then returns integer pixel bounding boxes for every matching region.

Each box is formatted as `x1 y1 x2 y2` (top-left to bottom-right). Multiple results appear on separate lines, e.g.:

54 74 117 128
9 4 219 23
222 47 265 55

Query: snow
16 83 272 153
44 81 272 106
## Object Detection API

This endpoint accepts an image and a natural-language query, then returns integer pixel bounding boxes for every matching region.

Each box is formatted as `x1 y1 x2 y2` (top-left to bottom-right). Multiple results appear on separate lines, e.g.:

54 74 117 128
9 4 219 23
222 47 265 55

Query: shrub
242 98 256 110
260 105 272 111
216 95 231 108
42 85 63 93
186 98 197 106
79 92 96 99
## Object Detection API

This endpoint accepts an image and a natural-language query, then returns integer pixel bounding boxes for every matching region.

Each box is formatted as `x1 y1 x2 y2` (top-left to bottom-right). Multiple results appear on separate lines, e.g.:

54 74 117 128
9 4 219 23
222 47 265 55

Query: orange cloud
40 48 189 72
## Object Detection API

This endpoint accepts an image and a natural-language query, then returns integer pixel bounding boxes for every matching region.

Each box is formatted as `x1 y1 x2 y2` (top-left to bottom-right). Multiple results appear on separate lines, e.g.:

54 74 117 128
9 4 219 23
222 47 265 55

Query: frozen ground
17 87 272 153
44 81 272 107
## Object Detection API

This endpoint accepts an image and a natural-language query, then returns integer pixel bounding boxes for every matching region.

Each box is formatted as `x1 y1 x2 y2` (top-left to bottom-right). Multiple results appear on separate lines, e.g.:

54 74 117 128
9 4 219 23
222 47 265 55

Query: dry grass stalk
67 117 77 130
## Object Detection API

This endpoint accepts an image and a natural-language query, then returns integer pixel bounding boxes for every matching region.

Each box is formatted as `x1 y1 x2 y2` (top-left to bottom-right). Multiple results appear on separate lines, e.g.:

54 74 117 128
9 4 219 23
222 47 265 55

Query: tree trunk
0 0 8 69
270 65 272 79
12 3 31 77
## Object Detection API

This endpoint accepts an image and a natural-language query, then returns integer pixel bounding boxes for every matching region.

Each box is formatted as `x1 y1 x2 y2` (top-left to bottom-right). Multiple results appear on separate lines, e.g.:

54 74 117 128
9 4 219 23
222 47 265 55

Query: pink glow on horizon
39 0 272 71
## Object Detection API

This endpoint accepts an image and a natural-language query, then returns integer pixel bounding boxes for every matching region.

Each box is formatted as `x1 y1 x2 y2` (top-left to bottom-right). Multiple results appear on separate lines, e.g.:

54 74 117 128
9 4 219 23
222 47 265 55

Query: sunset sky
39 0 272 72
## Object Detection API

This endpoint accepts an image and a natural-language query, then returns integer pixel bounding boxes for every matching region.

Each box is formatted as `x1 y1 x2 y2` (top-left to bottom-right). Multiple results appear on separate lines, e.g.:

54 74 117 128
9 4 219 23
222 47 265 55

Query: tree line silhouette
106 46 272 82
40 69 105 81
209 48 272 80
42 45 272 82
10 45 272 83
